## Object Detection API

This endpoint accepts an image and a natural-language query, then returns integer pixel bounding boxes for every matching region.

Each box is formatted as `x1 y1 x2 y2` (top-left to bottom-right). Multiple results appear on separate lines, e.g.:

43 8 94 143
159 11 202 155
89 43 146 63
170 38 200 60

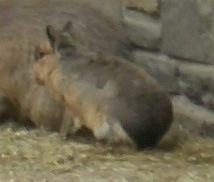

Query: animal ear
62 21 73 34
46 25 59 48
46 22 75 56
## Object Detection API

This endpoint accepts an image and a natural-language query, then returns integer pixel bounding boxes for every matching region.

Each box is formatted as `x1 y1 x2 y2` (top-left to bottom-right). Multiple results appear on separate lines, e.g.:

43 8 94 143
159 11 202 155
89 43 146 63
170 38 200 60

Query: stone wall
123 0 214 112
83 0 123 20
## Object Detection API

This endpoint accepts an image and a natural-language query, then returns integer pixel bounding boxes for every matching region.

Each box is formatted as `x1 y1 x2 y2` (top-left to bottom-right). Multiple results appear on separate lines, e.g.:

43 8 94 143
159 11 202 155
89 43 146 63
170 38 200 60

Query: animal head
34 20 102 85
35 21 78 61
33 21 79 84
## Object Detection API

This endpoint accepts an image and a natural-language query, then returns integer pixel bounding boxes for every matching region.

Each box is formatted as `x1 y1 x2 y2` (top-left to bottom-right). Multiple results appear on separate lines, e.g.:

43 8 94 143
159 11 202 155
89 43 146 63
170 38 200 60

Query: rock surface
178 63 214 110
125 0 159 16
173 95 214 137
133 51 179 93
124 10 161 50
161 0 214 64
83 0 123 20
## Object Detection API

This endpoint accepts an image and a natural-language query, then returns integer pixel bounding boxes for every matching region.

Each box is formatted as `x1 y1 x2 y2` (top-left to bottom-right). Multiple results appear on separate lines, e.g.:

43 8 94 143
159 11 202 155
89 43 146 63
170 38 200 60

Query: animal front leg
59 107 82 139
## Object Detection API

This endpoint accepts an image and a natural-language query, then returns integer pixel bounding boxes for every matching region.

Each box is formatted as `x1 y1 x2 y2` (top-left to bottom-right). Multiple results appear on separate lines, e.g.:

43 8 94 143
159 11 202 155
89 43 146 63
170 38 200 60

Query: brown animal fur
34 23 173 149
0 0 130 131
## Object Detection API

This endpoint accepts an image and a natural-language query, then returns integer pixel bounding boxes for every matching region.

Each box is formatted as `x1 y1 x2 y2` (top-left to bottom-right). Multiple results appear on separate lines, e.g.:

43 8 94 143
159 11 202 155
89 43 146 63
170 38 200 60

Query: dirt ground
0 116 213 182
0 0 213 181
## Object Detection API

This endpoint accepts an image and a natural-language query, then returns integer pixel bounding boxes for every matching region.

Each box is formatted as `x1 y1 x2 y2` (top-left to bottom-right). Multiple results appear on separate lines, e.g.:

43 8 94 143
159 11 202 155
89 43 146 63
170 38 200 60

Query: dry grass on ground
0 121 213 182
